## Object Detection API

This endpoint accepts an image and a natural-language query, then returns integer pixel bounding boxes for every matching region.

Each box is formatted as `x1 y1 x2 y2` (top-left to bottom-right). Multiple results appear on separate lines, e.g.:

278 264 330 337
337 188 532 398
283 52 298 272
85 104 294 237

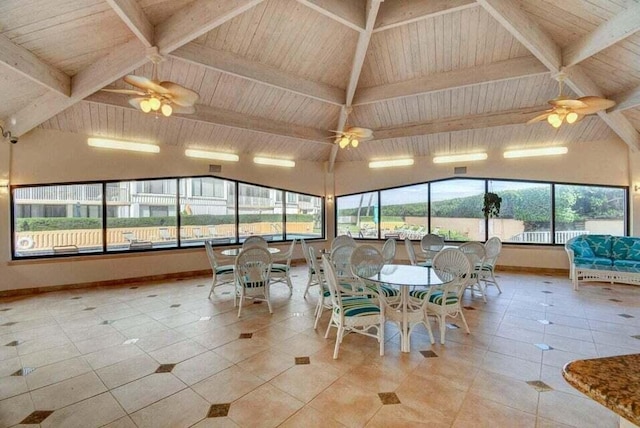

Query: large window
13 184 103 257
430 179 485 241
336 192 379 239
12 176 323 259
555 184 626 243
380 184 428 239
488 180 552 243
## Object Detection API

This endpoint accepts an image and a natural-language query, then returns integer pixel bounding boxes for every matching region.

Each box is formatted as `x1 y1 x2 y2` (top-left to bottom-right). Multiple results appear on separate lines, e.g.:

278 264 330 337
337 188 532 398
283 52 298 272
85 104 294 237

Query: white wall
0 130 637 292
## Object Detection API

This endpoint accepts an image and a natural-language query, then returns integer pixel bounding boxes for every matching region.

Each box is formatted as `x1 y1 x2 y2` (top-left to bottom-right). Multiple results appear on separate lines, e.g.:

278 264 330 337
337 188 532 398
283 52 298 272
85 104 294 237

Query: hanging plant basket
483 192 502 218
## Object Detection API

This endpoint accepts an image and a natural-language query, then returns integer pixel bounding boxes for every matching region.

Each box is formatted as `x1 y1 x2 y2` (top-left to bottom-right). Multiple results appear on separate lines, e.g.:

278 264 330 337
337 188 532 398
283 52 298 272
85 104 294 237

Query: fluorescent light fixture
369 158 415 169
185 149 239 162
504 146 568 159
433 153 487 164
253 157 295 168
88 138 159 153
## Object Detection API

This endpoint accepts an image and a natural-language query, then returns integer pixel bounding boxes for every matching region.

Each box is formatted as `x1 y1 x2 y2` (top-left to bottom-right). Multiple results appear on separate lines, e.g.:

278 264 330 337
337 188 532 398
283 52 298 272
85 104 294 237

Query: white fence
509 230 588 244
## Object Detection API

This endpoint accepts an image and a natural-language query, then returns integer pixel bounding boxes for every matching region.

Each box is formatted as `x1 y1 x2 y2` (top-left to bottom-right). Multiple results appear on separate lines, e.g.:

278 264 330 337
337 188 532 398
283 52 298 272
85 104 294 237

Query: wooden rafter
6 0 265 137
610 84 640 113
170 43 345 105
296 0 366 32
106 0 154 47
0 34 70 97
85 92 333 144
328 0 382 172
563 2 640 68
373 0 477 33
353 56 548 106
476 0 640 152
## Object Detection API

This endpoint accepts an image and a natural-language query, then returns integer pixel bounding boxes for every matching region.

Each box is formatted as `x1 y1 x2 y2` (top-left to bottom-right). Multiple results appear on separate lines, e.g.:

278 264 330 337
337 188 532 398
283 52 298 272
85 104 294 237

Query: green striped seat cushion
335 297 380 317
310 266 324 274
409 289 458 305
216 265 234 275
270 263 289 273
364 284 399 297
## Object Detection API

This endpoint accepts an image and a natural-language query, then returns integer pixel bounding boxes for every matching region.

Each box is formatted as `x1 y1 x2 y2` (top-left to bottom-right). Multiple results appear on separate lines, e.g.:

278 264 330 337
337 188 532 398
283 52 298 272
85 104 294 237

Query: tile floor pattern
1 267 640 427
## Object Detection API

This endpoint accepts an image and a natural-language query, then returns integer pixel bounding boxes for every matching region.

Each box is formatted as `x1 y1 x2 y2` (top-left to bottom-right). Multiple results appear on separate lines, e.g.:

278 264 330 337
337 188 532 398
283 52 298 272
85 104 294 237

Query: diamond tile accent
609 299 623 303
631 335 640 340
603 287 612 291
618 313 634 319
239 333 253 339
295 356 310 365
196 284 205 287
253 301 263 305
462 306 476 310
170 304 181 308
378 392 401 405
12 367 36 376
537 320 552 325
0 308 11 311
535 343 553 351
155 364 176 373
221 291 231 295
199 316 211 321
71 296 82 299
1 322 18 326
83 307 96 311
100 320 113 325
543 281 553 284
420 350 438 358
5 340 21 346
129 286 139 289
207 403 231 418
541 290 553 294
123 338 139 345
526 380 553 392
20 410 54 424
446 323 460 329
148 295 157 298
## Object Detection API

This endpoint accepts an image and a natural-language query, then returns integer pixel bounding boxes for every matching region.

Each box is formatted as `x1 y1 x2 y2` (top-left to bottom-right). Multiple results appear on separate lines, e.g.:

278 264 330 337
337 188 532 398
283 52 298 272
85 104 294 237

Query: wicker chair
270 239 296 296
205 240 235 298
459 241 487 303
381 238 396 264
242 235 268 249
301 239 322 299
405 238 429 267
331 234 356 252
481 237 502 293
420 234 445 267
234 247 273 317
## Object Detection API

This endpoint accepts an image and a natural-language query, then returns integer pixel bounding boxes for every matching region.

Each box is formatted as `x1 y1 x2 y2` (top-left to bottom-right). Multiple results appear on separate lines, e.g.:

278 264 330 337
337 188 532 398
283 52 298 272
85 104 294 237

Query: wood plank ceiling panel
0 0 134 75
0 67 49 118
624 107 640 130
199 0 359 89
359 7 531 87
138 0 196 25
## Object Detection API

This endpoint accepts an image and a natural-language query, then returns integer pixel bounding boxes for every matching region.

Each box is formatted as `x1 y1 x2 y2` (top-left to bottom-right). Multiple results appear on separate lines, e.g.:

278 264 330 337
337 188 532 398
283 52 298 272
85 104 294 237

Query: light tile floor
1 267 640 427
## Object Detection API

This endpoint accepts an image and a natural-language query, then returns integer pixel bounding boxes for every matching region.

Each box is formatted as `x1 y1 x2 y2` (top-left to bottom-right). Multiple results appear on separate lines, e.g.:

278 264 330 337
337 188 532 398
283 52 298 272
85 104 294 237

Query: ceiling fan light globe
351 139 359 148
161 104 172 117
140 99 152 113
339 137 349 149
566 112 578 124
149 97 161 111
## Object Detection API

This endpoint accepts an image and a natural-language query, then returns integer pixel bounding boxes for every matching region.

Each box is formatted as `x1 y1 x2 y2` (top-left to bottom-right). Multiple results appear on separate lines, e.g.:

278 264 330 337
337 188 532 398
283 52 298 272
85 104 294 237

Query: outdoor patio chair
122 231 139 243
205 240 235 298
159 227 173 240
52 245 79 255
459 241 487 302
234 247 273 317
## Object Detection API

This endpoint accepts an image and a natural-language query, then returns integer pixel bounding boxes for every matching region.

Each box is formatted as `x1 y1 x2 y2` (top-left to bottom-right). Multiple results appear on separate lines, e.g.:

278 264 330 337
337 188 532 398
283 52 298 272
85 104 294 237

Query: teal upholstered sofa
565 235 640 289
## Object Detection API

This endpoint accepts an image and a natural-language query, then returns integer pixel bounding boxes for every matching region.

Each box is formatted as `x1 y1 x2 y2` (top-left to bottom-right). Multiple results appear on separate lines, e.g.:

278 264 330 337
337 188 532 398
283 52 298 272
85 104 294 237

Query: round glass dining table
220 247 281 257
361 264 451 353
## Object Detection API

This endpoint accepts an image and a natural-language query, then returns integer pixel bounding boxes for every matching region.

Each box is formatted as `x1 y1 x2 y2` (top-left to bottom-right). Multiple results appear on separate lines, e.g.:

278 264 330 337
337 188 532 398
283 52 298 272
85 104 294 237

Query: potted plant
483 192 502 218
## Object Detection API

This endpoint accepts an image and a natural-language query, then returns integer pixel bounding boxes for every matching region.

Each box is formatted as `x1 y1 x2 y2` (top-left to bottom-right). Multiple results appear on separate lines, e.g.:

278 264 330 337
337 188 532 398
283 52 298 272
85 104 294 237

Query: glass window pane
336 192 379 239
430 179 485 241
238 183 283 242
179 177 236 246
555 184 626 243
13 184 103 257
380 184 428 240
285 191 323 240
106 179 177 251
488 181 552 243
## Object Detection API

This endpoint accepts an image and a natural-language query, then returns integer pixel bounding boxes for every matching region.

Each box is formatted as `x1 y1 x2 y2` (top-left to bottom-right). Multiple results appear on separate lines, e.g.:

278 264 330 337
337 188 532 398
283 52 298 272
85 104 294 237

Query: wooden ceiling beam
170 43 344 105
106 0 154 47
353 56 548 106
155 0 265 54
85 92 333 145
373 0 477 33
563 2 640 68
370 106 545 140
610 84 640 113
329 0 382 172
296 0 366 32
0 34 70 97
477 0 640 152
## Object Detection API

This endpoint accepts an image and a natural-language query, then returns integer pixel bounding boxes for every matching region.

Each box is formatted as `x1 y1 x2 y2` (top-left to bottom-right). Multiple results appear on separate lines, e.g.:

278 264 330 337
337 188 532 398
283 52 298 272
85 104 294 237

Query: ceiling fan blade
159 82 199 106
124 75 171 94
577 96 616 111
347 127 374 139
526 111 553 124
101 88 146 96
549 98 588 109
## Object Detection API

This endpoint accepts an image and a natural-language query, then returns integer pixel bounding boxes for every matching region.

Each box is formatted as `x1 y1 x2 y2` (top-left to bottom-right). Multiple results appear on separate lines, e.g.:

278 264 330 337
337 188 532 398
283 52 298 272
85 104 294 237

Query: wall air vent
209 164 222 173
454 166 467 175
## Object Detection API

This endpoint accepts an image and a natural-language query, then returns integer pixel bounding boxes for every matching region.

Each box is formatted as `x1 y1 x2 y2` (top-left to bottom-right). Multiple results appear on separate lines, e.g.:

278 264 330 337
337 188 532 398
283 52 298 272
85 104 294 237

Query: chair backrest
458 241 486 269
282 239 296 265
381 239 396 264
331 235 356 252
420 233 444 252
308 246 324 283
484 237 502 267
322 255 344 315
300 239 312 266
235 247 272 287
204 240 218 269
404 238 418 265
330 244 357 280
350 245 384 279
243 235 268 249
432 248 472 300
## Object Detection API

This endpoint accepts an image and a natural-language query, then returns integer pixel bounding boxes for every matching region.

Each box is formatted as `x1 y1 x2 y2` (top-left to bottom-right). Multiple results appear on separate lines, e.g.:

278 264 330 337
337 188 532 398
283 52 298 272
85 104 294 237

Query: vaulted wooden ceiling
1 0 639 169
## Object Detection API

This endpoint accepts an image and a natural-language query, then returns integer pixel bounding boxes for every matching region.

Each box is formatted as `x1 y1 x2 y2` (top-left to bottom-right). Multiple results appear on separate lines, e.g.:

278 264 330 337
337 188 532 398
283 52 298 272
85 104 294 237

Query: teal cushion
571 240 595 258
364 283 399 298
270 263 289 272
216 265 235 275
613 260 640 269
584 235 612 258
628 241 640 261
574 256 613 266
336 297 381 317
611 237 636 260
409 290 458 305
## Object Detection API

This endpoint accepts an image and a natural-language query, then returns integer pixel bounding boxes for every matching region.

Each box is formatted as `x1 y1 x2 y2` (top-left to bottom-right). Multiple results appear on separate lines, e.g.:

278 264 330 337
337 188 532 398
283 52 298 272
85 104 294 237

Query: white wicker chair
459 241 487 303
270 239 296 296
330 243 359 291
381 238 396 264
404 238 429 267
301 239 322 299
411 248 472 344
204 240 235 298
234 247 273 317
309 246 332 330
481 237 502 293
420 233 445 267
322 254 385 359
350 244 400 304
242 235 268 249
331 234 356 252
